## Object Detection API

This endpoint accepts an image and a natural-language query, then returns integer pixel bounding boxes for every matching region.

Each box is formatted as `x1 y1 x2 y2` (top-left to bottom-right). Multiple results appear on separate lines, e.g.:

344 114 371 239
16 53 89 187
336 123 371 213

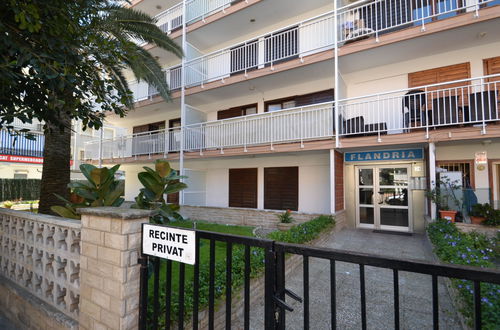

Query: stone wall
180 205 331 229
0 209 81 320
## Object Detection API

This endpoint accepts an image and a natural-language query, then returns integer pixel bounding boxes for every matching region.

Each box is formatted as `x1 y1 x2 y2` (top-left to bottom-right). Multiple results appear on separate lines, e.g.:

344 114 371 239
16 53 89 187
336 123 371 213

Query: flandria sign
344 148 424 162
142 224 196 265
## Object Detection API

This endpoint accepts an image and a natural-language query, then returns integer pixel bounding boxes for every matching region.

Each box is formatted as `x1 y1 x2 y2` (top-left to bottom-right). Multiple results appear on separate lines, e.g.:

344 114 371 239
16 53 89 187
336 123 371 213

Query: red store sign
0 155 44 164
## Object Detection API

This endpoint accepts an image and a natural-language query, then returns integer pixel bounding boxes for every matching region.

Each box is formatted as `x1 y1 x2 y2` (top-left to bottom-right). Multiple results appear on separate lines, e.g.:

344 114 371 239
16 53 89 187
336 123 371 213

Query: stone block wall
180 205 329 229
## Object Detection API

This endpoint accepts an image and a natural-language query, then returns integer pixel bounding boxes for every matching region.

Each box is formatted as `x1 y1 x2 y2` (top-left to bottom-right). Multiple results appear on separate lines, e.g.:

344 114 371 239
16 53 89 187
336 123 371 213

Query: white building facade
85 0 500 232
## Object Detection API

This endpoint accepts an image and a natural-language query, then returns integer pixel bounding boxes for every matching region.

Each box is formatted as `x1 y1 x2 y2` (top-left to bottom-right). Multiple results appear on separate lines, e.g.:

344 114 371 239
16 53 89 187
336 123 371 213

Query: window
264 167 298 211
103 128 114 139
229 168 258 208
169 118 181 129
408 63 471 90
230 39 258 75
265 98 296 112
265 26 298 64
79 150 85 160
132 121 166 134
217 104 258 120
265 89 334 112
437 161 474 188
484 56 500 82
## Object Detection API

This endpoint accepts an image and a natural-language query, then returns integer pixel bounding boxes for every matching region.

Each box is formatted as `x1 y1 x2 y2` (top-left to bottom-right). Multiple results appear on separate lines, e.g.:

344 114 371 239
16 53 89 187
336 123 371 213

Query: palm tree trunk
38 114 72 215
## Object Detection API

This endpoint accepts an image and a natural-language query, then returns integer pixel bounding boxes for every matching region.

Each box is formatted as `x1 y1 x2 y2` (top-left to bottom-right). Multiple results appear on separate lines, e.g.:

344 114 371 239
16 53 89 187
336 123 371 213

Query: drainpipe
98 126 103 168
179 0 187 205
429 142 437 219
334 0 339 148
330 149 336 214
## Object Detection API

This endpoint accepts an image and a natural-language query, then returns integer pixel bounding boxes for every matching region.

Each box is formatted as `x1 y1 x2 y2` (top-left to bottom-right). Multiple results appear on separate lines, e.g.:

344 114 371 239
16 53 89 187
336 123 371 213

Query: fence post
78 207 152 330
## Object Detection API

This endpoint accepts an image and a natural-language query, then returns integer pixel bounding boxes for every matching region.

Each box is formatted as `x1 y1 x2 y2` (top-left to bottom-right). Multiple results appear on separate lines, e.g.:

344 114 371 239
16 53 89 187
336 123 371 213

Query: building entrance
356 165 411 232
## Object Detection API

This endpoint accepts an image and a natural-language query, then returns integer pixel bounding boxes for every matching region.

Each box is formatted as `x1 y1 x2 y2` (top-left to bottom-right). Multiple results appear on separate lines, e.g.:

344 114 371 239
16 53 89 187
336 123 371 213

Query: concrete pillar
78 207 152 330
429 143 437 219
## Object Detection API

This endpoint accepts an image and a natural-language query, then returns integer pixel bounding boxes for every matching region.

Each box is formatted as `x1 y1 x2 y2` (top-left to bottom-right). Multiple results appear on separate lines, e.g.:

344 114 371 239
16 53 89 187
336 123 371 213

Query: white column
334 0 339 148
257 167 264 209
429 142 437 219
98 126 103 168
330 149 336 214
179 0 188 205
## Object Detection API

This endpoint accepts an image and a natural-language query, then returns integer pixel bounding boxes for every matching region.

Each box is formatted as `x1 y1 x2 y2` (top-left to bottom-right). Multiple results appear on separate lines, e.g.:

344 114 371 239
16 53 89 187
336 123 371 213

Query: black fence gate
138 226 500 330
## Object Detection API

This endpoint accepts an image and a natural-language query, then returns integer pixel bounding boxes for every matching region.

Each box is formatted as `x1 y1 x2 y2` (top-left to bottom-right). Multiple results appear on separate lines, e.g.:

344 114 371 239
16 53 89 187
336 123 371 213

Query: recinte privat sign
142 223 196 265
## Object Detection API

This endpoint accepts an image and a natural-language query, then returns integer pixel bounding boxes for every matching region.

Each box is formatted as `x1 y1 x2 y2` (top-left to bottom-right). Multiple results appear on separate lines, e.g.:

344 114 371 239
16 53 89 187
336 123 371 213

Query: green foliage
132 160 187 224
277 209 294 223
470 203 500 227
2 201 14 208
0 0 183 133
147 215 335 325
426 178 462 211
51 164 124 219
427 220 499 328
268 215 335 243
0 179 41 201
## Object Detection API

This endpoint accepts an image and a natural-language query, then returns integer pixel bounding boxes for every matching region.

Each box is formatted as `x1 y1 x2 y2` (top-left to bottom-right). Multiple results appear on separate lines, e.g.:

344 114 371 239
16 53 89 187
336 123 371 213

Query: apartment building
84 0 500 233
0 119 123 179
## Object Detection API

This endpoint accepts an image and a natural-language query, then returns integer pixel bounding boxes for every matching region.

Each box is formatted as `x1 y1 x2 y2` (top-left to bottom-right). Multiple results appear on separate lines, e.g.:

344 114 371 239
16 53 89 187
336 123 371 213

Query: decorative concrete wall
0 209 81 319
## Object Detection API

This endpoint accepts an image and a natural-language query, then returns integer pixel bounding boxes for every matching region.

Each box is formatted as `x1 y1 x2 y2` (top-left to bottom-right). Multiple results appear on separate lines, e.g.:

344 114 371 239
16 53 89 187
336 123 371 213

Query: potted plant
426 178 462 222
277 210 294 231
469 203 490 225
2 201 14 209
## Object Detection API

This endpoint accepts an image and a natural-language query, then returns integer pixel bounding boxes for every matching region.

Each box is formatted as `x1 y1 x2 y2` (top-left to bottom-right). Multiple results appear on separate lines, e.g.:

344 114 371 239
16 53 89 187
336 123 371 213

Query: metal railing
139 226 500 329
185 11 335 87
155 2 183 34
84 127 181 160
338 74 500 137
0 130 45 158
339 0 497 44
129 66 182 102
186 0 233 24
183 102 334 151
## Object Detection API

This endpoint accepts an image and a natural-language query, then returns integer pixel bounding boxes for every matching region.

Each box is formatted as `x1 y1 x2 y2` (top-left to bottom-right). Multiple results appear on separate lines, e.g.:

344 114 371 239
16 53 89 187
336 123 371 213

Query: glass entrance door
356 165 411 232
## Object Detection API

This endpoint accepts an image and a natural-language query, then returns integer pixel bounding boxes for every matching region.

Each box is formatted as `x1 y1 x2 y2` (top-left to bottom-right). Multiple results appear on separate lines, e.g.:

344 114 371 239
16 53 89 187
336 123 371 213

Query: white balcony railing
84 103 334 160
338 74 500 137
185 11 335 87
184 102 334 151
155 3 183 34
84 127 181 160
129 66 182 102
338 0 497 43
186 0 233 24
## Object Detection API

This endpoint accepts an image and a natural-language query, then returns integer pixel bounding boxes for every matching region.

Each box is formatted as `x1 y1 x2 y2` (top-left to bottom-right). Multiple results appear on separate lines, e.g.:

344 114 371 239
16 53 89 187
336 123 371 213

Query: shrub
268 215 335 243
427 219 499 328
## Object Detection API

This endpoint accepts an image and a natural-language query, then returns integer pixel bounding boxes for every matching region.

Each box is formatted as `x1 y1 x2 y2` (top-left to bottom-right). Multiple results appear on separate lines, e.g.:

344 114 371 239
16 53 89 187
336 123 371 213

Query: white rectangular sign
142 224 196 265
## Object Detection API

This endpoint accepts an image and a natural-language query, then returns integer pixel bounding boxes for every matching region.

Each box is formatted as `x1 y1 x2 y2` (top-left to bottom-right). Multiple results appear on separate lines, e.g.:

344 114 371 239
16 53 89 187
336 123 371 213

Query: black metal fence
139 227 500 330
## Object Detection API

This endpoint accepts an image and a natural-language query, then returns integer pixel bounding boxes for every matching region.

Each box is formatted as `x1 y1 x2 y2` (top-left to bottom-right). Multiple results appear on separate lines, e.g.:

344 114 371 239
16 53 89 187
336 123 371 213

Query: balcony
338 74 500 138
129 66 182 102
84 102 334 160
84 128 181 160
0 130 45 158
85 74 500 161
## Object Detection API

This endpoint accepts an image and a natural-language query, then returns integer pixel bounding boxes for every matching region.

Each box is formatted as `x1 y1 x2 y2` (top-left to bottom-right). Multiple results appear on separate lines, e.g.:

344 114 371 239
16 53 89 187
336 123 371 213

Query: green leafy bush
277 209 294 223
268 215 335 243
0 179 41 201
427 219 499 329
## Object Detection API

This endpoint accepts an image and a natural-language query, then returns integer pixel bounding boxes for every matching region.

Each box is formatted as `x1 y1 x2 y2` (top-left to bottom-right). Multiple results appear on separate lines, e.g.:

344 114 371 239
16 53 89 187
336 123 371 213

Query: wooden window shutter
408 62 470 90
218 108 243 120
484 56 500 82
295 89 334 107
264 167 298 211
229 168 258 208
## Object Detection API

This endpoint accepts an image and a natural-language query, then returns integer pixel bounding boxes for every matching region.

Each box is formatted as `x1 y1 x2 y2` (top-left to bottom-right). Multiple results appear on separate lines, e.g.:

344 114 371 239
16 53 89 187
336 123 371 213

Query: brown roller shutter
484 56 500 82
408 63 470 90
229 168 258 208
264 167 298 211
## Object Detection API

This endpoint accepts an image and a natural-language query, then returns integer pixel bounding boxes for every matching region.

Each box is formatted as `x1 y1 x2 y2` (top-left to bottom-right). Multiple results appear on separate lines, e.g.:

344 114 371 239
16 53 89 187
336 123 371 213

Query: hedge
0 179 41 201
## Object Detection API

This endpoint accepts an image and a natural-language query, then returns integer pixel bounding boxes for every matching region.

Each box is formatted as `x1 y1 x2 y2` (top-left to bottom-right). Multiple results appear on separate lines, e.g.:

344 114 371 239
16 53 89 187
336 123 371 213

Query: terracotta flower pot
277 223 294 231
439 210 457 222
470 216 485 225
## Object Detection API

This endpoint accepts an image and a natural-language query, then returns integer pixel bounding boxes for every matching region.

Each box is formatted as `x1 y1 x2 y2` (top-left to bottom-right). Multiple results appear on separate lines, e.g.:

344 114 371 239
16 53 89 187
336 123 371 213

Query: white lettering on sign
142 224 196 265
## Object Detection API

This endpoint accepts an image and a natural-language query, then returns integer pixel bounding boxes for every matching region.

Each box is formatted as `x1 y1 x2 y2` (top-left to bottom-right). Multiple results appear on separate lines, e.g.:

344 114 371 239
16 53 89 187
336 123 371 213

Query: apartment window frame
436 160 474 188
217 104 258 120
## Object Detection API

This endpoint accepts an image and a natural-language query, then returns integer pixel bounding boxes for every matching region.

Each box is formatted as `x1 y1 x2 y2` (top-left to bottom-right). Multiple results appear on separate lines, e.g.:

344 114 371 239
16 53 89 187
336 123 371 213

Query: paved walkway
250 229 463 329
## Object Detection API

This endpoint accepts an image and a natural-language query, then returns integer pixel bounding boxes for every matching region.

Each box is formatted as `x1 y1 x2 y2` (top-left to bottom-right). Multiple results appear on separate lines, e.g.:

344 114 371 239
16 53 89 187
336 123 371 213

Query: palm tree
38 3 183 214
